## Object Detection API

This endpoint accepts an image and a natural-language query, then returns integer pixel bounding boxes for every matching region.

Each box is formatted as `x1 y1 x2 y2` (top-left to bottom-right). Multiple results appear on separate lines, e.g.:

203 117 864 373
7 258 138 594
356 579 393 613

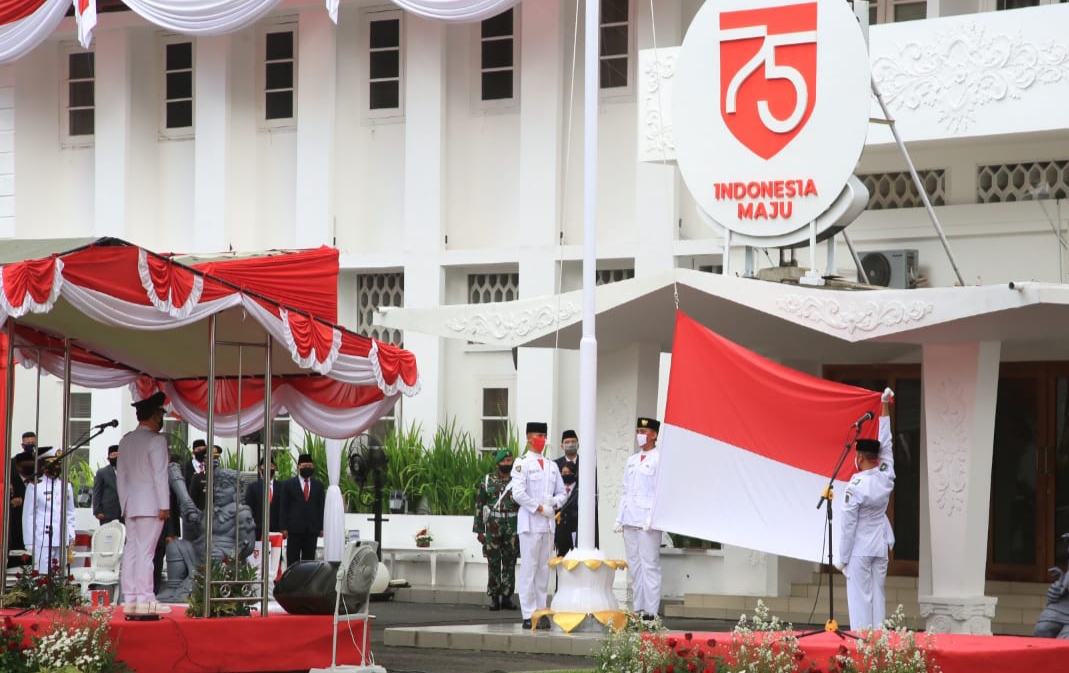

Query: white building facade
4 0 1069 631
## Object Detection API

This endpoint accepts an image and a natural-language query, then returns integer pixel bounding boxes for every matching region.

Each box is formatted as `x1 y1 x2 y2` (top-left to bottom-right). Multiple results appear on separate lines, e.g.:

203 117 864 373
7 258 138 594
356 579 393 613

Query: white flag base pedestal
538 548 628 633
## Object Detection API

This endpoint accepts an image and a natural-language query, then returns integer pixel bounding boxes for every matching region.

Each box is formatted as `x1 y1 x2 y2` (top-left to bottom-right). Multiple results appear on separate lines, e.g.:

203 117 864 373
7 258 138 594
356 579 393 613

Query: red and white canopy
0 238 420 439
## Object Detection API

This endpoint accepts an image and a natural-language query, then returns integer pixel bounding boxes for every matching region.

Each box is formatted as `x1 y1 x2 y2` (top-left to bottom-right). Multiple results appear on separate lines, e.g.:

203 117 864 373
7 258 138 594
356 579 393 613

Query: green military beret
495 449 511 463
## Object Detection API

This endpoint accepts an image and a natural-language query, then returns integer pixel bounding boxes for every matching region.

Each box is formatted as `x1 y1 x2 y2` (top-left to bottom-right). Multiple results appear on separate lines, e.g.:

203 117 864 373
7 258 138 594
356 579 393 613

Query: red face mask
530 436 546 452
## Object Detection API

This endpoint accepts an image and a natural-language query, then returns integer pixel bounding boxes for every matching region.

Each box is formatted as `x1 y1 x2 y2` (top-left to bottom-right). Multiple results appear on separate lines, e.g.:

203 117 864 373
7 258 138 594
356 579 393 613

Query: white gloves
613 521 623 533
539 506 555 519
882 387 895 403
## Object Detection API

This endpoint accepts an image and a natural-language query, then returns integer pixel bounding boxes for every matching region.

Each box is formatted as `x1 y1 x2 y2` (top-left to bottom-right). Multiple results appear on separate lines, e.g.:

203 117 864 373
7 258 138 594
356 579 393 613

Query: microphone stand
797 422 864 641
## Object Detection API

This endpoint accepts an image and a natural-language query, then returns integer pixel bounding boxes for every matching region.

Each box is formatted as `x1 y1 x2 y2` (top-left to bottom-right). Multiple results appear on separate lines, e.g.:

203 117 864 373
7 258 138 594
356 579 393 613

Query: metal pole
576 0 598 551
203 314 217 617
841 230 871 285
871 77 966 286
0 321 16 598
58 339 72 576
260 336 273 617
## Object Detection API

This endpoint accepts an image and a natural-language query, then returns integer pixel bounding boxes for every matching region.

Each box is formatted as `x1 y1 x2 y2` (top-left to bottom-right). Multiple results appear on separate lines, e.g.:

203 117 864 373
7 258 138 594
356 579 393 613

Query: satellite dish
310 541 387 673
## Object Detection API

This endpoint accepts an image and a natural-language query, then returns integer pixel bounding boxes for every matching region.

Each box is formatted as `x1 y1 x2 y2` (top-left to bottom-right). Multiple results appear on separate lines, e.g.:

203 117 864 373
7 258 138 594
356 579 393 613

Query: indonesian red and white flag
74 0 95 49
650 311 881 563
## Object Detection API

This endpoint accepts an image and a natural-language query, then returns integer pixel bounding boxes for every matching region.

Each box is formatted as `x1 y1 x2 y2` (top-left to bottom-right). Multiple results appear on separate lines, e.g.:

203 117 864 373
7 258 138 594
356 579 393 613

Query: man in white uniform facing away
510 421 567 630
117 391 172 615
837 387 896 630
615 416 664 620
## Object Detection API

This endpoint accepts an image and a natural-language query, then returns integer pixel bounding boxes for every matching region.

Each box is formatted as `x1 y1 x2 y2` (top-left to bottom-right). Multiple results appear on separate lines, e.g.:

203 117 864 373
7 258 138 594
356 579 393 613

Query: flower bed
1 608 124 673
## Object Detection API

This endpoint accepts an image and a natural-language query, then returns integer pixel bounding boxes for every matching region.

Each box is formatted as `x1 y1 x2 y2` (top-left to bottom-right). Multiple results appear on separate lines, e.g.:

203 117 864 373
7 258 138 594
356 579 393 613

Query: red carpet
663 630 1069 673
6 608 371 672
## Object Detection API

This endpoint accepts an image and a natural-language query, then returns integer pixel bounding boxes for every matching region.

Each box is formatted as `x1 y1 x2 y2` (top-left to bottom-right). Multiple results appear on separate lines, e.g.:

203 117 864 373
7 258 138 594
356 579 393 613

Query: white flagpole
576 0 598 552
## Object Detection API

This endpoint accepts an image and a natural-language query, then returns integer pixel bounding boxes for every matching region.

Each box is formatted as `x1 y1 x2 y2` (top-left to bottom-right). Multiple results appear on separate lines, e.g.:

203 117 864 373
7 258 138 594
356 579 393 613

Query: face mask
563 442 578 456
108 458 118 467
299 467 315 478
562 473 577 485
194 451 206 462
530 436 546 453
636 433 648 448
498 464 513 475
21 443 34 453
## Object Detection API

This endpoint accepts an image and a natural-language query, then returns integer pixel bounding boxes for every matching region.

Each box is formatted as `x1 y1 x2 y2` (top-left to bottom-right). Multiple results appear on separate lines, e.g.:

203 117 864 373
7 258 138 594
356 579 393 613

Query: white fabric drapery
0 0 67 65
323 438 346 562
388 0 522 22
121 0 283 36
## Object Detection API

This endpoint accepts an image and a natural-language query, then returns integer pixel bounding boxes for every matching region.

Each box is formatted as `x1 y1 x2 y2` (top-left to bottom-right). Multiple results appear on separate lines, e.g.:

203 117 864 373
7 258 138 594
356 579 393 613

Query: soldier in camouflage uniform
474 449 519 611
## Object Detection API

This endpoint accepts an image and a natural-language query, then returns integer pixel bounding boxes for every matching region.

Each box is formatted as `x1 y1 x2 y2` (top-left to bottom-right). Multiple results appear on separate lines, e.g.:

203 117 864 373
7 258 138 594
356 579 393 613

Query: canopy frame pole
203 313 217 617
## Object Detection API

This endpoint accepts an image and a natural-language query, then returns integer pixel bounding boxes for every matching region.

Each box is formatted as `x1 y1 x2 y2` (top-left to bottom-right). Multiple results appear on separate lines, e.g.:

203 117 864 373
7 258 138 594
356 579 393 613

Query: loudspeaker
274 561 361 615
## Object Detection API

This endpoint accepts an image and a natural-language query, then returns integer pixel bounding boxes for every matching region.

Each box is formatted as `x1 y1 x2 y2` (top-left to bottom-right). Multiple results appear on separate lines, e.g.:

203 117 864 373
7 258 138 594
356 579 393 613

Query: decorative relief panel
873 24 1069 134
444 302 580 342
638 48 678 163
776 296 933 335
928 379 970 517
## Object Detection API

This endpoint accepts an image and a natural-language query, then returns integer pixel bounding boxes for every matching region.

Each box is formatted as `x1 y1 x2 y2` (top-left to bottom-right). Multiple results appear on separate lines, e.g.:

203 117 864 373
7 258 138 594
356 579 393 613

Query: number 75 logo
719 3 817 161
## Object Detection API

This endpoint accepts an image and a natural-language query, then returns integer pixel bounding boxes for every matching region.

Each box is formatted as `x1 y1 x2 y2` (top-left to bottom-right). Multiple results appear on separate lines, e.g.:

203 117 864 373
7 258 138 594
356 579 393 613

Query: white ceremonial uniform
116 425 171 606
22 476 76 575
510 451 567 620
839 415 896 630
616 446 663 616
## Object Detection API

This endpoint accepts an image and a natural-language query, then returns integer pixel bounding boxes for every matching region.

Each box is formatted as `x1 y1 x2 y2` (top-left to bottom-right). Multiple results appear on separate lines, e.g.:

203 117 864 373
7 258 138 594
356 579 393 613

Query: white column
516 0 563 438
0 66 13 238
193 36 230 252
596 343 660 578
401 17 446 442
294 8 337 248
633 1 680 276
919 341 1001 634
93 30 131 238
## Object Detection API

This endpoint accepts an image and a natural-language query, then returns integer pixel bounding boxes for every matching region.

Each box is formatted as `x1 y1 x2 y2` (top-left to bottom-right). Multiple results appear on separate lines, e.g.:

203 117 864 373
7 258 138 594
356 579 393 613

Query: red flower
51 558 59 567
667 637 677 648
30 570 39 578
666 666 674 673
20 554 29 562
706 638 717 648
30 623 39 632
67 574 74 582
37 578 47 586
838 645 849 656
687 664 697 672
684 632 693 641
13 572 21 580
794 649 806 661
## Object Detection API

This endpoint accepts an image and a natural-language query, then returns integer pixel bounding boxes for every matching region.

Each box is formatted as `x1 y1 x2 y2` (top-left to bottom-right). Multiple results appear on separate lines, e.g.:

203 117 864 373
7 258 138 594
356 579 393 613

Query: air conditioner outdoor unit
859 250 918 289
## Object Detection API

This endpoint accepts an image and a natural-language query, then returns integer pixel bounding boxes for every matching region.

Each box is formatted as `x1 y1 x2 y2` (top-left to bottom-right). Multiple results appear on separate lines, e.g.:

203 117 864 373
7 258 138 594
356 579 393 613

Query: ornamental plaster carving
596 392 637 511
641 52 676 158
444 302 579 342
872 24 1069 133
919 596 996 635
776 296 933 335
747 550 768 568
928 379 970 517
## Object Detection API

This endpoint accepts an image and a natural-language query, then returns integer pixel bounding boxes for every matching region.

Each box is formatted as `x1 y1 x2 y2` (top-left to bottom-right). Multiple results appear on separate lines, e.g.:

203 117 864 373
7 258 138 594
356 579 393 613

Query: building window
368 13 402 113
481 388 510 448
870 0 926 24
65 50 95 138
977 160 1069 203
996 0 1038 8
859 170 946 210
162 414 188 452
480 9 516 102
67 392 92 464
164 40 194 131
357 272 404 345
364 406 397 448
468 273 520 304
264 30 295 121
599 0 631 90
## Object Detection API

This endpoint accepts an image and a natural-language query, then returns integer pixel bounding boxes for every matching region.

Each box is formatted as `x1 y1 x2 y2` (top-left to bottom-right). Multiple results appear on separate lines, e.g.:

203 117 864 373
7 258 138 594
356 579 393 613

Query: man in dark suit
92 445 122 524
182 439 208 488
279 453 325 566
8 446 37 566
245 456 281 540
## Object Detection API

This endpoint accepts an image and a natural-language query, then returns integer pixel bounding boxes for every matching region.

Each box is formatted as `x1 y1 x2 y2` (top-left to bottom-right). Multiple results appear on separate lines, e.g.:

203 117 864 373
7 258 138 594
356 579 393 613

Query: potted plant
414 527 433 548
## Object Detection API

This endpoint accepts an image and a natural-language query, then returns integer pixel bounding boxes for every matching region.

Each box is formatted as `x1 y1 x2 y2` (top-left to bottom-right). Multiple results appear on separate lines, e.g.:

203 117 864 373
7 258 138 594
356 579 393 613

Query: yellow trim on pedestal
551 612 588 632
547 557 629 571
591 610 629 632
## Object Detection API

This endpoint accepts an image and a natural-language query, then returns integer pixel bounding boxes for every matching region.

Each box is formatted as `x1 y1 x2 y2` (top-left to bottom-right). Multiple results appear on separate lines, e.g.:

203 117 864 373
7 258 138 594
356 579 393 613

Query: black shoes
522 619 532 629
500 596 516 610
489 596 501 611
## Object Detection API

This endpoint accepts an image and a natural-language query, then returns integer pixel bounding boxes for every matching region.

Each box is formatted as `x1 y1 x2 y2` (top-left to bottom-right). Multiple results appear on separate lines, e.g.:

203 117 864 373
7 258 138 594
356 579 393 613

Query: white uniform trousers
846 555 888 630
31 548 60 575
517 531 552 619
122 516 164 605
623 526 662 616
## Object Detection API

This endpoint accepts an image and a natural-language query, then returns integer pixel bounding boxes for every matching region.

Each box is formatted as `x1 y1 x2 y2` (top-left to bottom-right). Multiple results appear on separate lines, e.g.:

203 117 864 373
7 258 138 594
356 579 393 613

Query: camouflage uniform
473 471 520 600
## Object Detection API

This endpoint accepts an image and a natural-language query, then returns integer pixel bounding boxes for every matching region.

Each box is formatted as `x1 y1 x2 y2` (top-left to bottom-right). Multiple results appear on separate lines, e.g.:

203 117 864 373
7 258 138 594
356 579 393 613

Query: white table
380 546 466 587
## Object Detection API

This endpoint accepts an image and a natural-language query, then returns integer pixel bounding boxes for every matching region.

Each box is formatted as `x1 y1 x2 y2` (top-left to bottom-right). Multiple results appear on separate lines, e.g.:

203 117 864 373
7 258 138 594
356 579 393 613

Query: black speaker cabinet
274 561 363 615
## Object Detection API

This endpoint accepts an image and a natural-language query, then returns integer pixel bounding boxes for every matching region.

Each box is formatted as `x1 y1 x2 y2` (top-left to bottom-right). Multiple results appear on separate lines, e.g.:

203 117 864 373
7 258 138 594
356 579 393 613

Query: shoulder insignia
879 463 888 472
514 464 521 473
844 493 850 503
850 477 861 486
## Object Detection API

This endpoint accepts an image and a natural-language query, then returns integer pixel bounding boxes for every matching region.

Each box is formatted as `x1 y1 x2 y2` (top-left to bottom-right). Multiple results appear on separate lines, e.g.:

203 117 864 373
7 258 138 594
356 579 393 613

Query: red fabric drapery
0 0 46 25
1 256 58 309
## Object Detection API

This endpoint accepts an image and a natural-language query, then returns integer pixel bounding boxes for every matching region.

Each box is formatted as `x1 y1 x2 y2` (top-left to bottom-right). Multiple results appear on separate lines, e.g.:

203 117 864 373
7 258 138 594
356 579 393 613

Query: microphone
93 419 119 430
852 411 874 428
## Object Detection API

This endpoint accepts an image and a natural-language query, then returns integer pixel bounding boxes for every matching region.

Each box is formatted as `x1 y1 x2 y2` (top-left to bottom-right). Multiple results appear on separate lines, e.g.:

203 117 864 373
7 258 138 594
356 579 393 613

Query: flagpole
576 0 598 553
